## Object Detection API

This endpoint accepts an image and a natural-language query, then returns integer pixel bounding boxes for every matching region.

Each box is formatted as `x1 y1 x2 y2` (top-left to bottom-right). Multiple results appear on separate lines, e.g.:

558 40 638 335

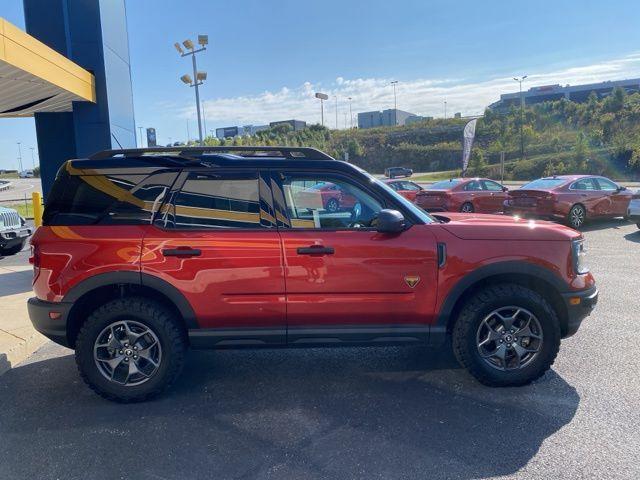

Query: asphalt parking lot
0 219 639 480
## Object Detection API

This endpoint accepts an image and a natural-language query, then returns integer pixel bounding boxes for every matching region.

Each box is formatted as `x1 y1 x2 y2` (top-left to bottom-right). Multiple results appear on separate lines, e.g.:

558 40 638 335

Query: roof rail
89 146 335 161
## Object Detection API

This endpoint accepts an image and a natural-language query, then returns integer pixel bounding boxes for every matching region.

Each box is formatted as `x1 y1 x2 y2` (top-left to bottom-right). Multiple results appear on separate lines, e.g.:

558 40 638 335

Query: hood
434 212 579 241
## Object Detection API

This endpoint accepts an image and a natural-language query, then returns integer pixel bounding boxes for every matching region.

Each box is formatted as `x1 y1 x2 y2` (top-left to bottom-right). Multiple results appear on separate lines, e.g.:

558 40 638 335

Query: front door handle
162 247 201 257
297 245 335 255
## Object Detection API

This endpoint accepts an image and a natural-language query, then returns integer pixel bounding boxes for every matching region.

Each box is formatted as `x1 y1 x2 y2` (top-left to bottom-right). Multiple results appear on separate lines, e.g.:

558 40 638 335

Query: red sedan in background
504 175 633 229
383 179 423 201
415 178 508 214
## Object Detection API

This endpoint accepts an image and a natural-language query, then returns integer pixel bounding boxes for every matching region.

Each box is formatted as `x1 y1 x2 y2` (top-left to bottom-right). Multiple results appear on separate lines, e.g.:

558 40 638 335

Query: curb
0 330 48 376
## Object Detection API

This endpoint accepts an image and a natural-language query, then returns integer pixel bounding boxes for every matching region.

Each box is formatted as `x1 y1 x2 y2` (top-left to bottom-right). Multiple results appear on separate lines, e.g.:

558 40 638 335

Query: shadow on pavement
0 270 32 296
580 218 632 232
624 230 640 243
0 344 579 479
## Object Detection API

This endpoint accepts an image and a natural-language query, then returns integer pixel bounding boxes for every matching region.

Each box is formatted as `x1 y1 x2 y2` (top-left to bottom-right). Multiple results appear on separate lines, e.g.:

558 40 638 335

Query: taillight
29 244 40 269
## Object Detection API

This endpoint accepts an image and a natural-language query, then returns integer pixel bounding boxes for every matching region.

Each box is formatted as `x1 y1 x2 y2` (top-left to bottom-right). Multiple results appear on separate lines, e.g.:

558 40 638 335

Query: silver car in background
627 190 640 229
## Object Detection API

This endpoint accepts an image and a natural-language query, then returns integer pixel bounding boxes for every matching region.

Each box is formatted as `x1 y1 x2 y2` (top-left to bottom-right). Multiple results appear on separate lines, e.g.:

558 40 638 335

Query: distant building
357 109 416 129
269 119 306 131
405 115 433 125
215 124 269 139
215 126 241 139
489 77 640 111
242 125 269 136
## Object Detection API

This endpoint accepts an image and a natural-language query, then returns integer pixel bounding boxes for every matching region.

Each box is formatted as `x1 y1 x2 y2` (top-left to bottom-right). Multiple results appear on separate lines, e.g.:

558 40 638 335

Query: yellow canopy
0 17 95 118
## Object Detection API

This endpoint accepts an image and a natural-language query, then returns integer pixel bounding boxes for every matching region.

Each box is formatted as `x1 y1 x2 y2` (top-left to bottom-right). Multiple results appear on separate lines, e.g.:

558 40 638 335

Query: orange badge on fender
404 275 420 288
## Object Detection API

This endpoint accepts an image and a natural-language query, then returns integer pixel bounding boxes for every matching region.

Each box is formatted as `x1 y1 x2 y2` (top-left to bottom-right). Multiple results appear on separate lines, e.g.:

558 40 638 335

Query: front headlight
572 238 589 274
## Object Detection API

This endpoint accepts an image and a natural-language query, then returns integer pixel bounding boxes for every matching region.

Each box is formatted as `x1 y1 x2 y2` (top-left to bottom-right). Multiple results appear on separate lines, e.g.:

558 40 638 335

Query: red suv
28 147 597 402
504 175 633 229
415 178 508 213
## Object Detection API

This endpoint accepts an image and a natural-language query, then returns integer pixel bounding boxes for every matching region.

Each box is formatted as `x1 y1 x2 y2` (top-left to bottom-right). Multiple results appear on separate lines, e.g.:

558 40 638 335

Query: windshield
365 173 435 224
429 180 461 190
521 178 566 190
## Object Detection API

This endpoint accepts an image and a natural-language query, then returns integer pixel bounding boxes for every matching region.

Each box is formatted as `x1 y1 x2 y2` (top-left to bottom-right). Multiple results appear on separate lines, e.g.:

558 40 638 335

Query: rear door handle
297 245 335 255
162 248 201 257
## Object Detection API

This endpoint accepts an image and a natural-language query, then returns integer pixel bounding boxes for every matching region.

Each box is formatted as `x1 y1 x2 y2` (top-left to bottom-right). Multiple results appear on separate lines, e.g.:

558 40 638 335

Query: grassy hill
206 87 640 181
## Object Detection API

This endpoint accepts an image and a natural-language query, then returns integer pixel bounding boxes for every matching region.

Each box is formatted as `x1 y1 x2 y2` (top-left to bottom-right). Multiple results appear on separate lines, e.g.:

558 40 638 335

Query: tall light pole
444 100 447 120
335 95 338 129
348 97 353 129
513 75 528 160
17 142 23 172
137 126 145 148
175 35 208 145
390 80 398 124
30 147 36 168
315 92 328 126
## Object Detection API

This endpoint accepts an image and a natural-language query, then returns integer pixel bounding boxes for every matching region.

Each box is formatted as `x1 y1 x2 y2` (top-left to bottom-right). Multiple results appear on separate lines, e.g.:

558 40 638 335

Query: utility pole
30 147 36 168
348 97 353 129
335 96 338 129
514 75 528 161
17 142 23 172
444 100 447 120
175 36 209 145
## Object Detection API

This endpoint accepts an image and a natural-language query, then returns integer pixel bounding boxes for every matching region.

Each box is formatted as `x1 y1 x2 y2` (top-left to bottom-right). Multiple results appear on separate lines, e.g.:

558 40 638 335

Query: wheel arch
436 262 570 337
63 272 197 348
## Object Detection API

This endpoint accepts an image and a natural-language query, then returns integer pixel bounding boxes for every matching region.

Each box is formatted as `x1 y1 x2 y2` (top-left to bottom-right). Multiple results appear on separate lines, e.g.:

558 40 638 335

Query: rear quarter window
43 168 178 225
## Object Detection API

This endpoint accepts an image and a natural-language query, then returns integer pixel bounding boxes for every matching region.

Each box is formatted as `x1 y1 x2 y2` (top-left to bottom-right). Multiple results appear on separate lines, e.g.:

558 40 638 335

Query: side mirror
617 185 627 192
502 186 509 192
377 209 406 233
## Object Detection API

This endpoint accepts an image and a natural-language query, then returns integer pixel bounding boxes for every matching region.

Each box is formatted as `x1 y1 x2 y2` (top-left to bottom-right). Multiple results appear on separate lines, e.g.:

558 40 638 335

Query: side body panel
31 225 144 302
140 226 286 330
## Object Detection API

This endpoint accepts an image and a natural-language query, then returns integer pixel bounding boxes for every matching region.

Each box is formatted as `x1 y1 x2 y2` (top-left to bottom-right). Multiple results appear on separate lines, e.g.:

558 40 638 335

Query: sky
1 0 640 169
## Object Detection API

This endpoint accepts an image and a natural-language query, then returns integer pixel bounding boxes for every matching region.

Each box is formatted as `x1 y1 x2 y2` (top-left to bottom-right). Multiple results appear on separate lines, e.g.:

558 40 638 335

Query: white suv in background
628 190 640 229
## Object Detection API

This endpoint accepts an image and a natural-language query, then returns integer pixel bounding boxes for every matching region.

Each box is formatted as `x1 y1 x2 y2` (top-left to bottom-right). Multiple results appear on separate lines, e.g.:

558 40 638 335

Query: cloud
182 53 640 130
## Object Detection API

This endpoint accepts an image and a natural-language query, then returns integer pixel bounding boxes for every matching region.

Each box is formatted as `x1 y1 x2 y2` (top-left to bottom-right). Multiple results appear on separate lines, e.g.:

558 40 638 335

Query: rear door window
160 171 273 229
570 178 598 191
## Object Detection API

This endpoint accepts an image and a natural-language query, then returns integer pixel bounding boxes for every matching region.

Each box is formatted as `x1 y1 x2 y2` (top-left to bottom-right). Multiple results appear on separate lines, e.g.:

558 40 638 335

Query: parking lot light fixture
176 36 208 145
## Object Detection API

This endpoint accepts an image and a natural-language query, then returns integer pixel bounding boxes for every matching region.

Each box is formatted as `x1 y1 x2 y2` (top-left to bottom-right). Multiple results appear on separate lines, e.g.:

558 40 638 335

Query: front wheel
325 198 340 213
568 204 586 229
0 240 25 256
452 284 560 387
75 297 187 402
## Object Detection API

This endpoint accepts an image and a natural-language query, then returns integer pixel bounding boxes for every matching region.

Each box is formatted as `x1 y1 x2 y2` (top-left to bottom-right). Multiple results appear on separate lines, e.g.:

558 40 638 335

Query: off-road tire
452 284 561 387
75 297 187 402
0 240 25 256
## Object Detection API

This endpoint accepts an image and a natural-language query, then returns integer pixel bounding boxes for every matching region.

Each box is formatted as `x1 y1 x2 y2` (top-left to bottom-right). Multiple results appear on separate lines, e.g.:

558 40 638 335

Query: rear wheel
460 202 474 213
568 204 586 229
452 284 560 387
75 297 187 402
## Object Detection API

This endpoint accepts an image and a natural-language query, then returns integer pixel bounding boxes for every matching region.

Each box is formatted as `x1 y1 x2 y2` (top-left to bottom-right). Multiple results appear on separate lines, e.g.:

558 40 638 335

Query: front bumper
0 226 32 249
561 286 598 338
27 297 73 348
627 201 640 222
